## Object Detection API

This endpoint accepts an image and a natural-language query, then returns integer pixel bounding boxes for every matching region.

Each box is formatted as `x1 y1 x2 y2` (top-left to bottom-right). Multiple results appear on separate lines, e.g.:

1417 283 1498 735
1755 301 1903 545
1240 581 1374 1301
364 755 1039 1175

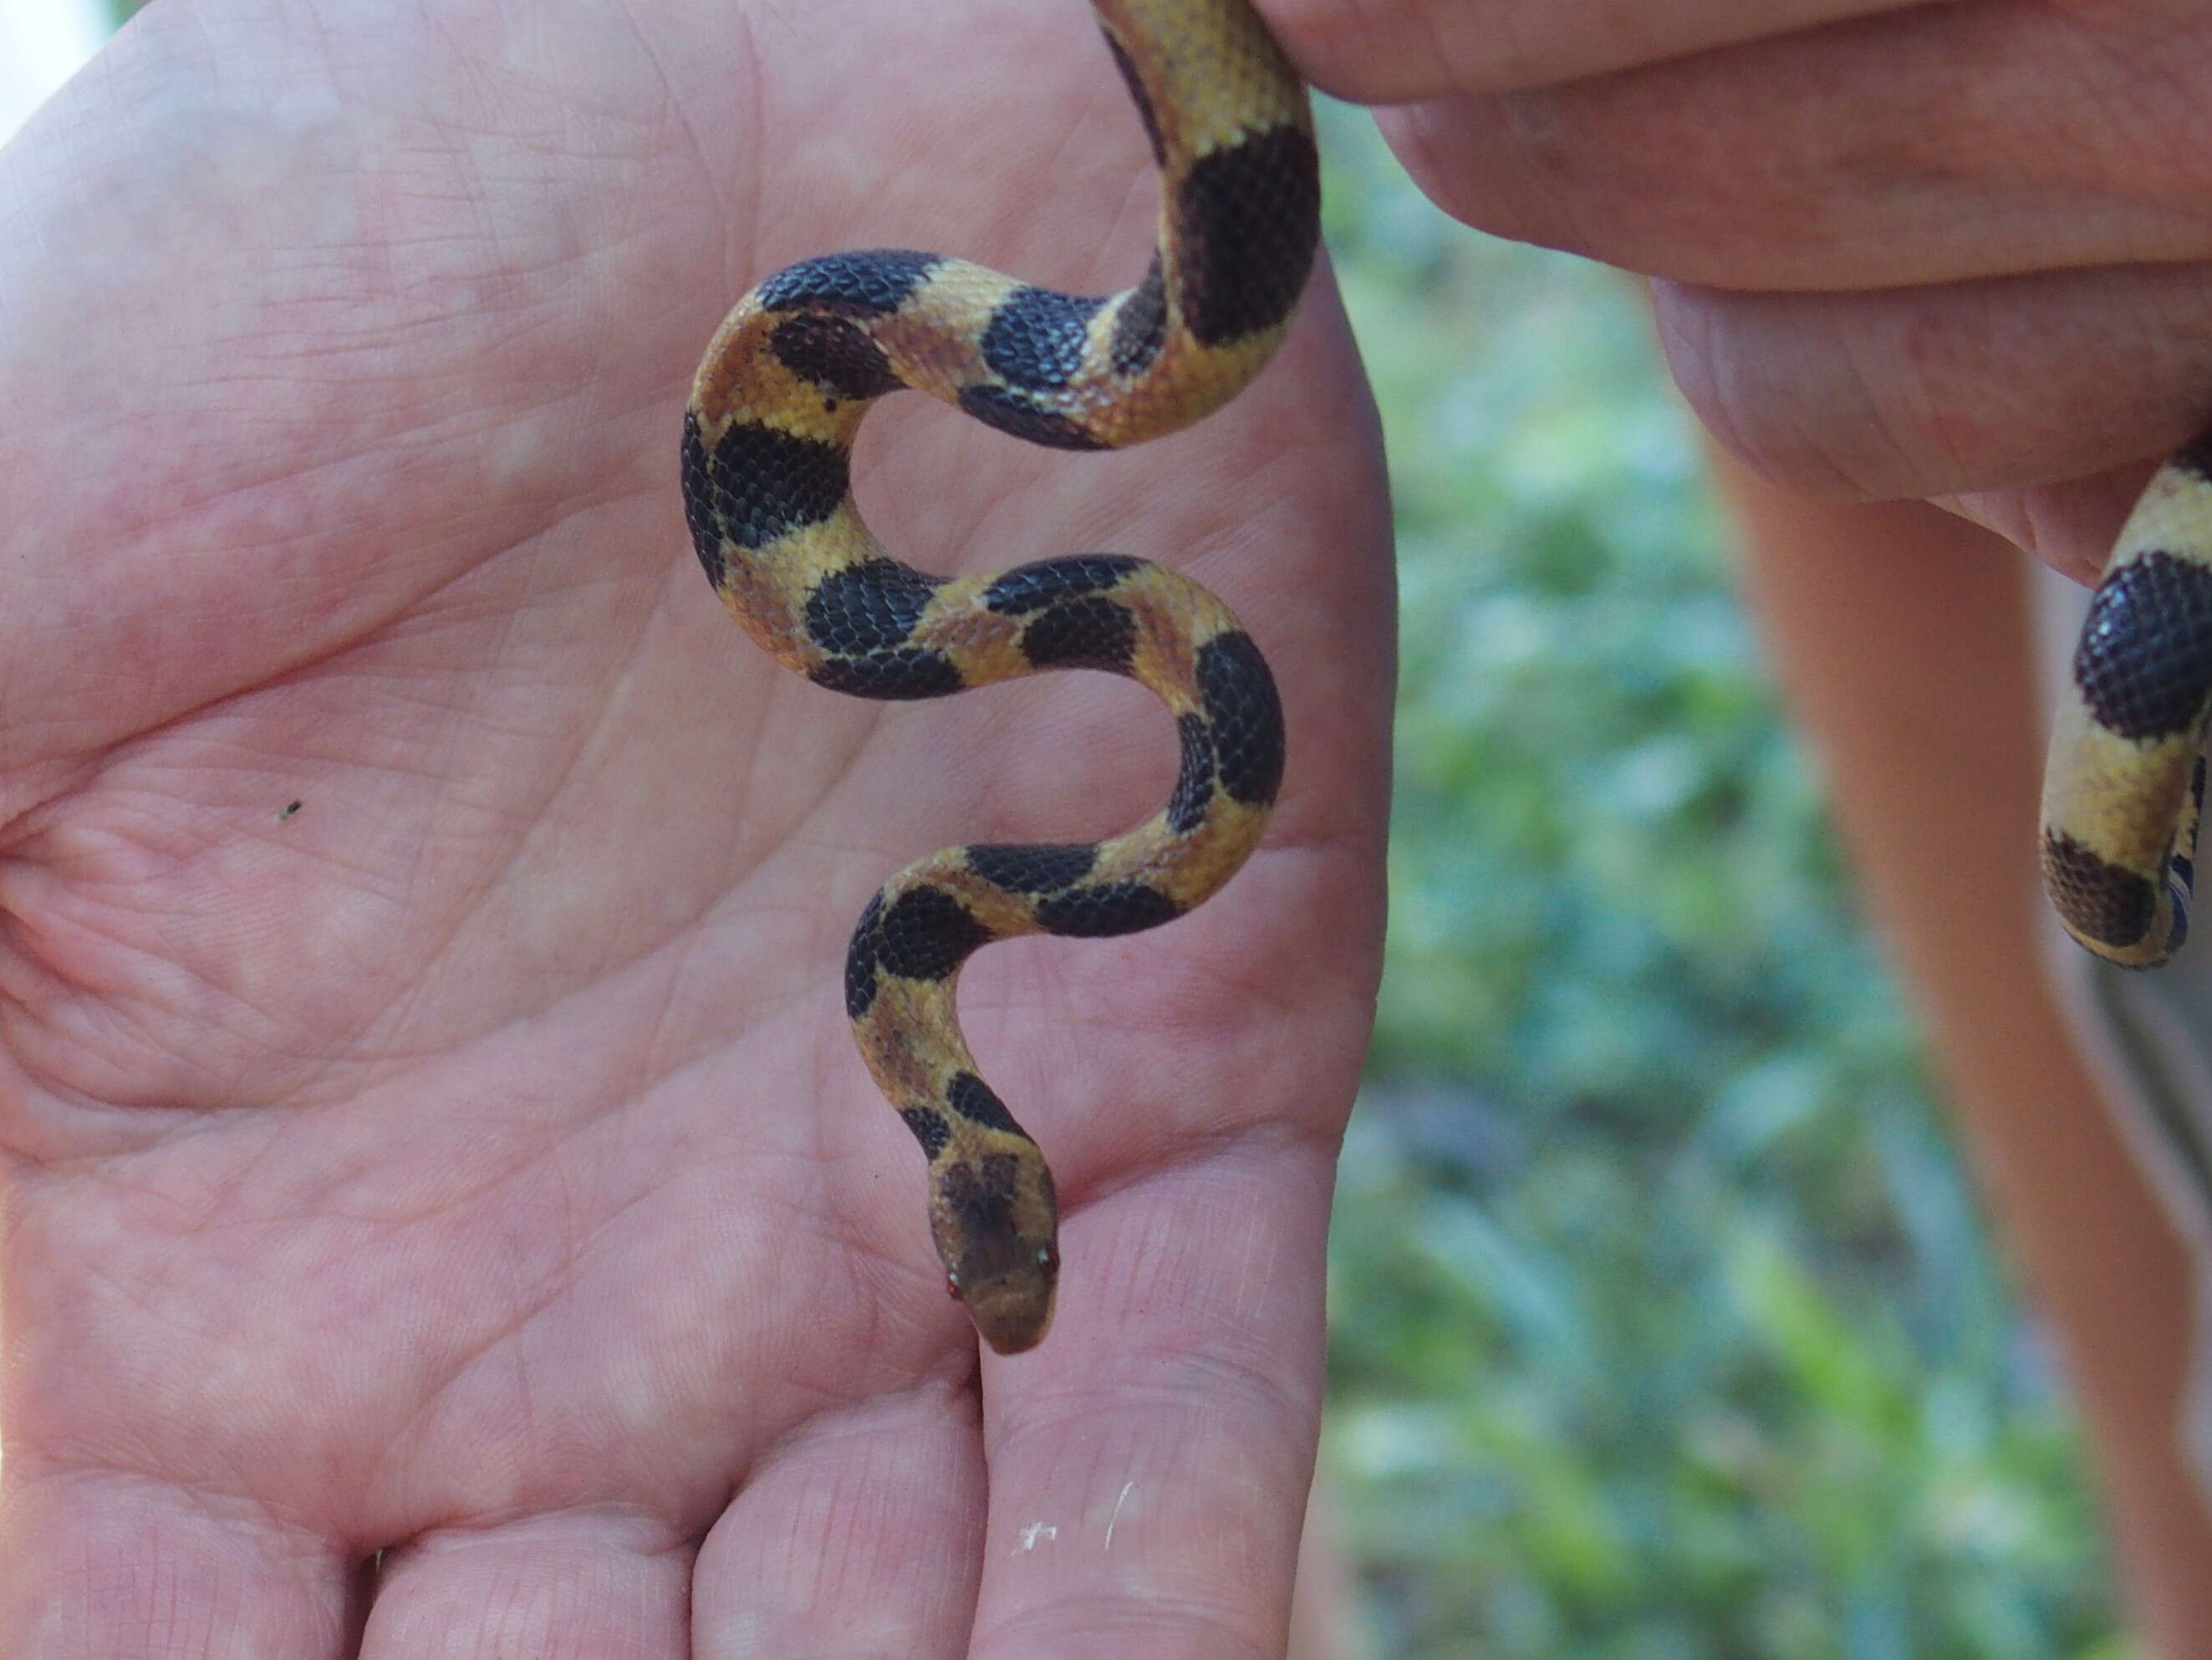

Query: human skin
15 0 2212 1652
1257 0 2212 582
0 0 1391 1653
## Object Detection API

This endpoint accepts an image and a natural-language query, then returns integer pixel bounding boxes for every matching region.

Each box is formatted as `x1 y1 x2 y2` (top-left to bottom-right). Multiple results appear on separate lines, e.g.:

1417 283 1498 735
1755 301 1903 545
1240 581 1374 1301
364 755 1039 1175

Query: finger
362 1510 690 1659
1946 468 2161 587
0 1464 354 1657
966 1143 1336 1660
1374 3 2212 289
694 1373 986 1658
1260 0 1923 101
1651 262 2212 505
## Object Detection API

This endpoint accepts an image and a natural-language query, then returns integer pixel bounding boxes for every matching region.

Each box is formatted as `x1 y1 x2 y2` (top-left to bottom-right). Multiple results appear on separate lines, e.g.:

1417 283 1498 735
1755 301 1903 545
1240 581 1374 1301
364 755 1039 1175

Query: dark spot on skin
1036 881 1185 937
940 1157 1017 1229
686 420 850 552
679 411 723 584
2073 549 2212 741
982 555 1145 616
805 559 941 658
900 1106 952 1161
2042 829 2159 951
804 561 965 700
2169 430 2212 482
956 385 1109 450
963 842 1098 894
981 288 1105 391
757 249 940 316
769 314 903 402
808 651 966 700
945 1071 1027 1136
1197 631 1285 805
1174 125 1321 346
1020 597 1138 674
845 890 886 1018
873 886 996 982
277 800 303 822
1166 713 1216 834
1111 253 1169 377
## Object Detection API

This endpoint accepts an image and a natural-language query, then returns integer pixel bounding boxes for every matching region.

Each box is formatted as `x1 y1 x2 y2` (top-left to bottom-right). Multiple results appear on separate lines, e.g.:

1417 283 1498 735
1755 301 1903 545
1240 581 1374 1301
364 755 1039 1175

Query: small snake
681 0 1317 1352
2043 442 2212 968
680 0 2212 1351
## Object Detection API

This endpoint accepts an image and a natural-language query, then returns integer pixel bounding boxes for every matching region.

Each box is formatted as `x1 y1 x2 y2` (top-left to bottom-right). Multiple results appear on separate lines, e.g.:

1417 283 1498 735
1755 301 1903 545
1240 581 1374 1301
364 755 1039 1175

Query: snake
680 0 1317 1352
2042 440 2212 969
679 0 2212 1352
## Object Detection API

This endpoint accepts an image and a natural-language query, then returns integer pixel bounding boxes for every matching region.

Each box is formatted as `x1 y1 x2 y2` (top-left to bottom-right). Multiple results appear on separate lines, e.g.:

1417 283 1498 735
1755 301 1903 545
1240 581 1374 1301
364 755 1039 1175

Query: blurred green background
1315 102 2121 1659
79 2 2127 1649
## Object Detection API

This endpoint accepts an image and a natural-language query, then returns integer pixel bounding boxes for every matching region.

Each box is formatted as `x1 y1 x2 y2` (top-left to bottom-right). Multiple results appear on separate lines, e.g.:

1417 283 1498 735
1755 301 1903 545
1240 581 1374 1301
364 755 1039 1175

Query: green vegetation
1319 103 2121 1658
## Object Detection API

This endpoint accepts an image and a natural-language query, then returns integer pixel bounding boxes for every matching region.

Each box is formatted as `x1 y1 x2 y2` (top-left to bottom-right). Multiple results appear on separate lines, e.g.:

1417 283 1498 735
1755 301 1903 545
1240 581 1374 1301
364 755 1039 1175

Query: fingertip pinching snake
682 0 2212 1352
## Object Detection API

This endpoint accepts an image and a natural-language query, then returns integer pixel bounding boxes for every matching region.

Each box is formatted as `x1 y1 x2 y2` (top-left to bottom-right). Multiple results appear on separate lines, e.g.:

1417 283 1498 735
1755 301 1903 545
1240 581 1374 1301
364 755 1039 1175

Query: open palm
0 0 1389 1652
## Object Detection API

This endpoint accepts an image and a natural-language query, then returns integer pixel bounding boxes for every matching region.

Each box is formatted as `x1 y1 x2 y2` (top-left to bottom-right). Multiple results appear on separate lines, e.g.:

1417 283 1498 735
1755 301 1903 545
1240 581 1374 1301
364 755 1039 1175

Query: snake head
947 1236 1060 1356
930 1152 1060 1354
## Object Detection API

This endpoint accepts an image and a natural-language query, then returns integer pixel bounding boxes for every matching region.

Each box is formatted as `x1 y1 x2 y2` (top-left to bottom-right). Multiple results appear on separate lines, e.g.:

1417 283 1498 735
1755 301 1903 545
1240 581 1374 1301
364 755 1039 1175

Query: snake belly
680 0 1318 1352
2042 436 2212 968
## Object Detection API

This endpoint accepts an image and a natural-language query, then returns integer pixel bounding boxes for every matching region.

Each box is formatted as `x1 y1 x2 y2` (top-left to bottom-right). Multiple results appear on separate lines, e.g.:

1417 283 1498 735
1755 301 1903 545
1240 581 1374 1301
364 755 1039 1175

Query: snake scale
682 0 1315 1352
683 0 2212 1352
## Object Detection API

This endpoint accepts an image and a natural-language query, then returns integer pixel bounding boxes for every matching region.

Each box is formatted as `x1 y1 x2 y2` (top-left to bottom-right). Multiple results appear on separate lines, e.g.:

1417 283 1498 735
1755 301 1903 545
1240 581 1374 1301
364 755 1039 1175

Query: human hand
0 0 1389 1652
1259 0 2212 578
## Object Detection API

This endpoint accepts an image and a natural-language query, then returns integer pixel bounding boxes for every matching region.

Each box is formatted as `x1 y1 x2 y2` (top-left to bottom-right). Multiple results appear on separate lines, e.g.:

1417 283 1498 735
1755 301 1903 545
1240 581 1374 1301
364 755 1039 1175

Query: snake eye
1037 1244 1059 1271
945 1272 965 1301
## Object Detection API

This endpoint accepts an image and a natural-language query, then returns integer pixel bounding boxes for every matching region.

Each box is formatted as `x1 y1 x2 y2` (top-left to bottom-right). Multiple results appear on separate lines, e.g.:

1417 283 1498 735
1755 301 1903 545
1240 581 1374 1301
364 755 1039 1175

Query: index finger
1257 0 1929 101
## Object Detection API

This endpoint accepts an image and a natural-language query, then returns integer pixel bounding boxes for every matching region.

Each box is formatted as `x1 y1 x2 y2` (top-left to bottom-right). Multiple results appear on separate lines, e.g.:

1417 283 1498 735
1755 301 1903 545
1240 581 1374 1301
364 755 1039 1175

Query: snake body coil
2043 441 2212 968
680 0 2212 1357
681 0 1317 1352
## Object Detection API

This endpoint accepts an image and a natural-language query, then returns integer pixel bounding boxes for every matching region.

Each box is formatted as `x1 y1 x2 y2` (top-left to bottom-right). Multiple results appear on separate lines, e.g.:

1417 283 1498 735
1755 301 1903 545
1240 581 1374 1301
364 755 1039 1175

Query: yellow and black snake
2042 455 2212 969
682 0 2212 1352
681 0 1315 1352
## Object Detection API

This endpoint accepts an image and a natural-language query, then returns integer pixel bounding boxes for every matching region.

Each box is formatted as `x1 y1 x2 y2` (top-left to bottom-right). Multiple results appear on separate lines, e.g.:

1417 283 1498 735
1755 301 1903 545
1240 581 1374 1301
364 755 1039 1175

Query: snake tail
2042 437 2212 967
681 0 1318 1352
